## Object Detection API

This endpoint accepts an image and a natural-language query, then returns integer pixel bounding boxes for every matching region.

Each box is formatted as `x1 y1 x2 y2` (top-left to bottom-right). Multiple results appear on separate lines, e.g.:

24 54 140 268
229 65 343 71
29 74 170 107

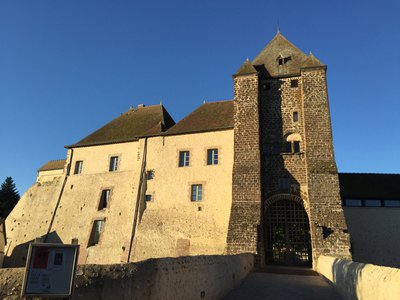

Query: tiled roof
235 59 258 76
67 105 175 148
252 32 324 78
38 159 65 172
339 173 400 199
165 100 234 136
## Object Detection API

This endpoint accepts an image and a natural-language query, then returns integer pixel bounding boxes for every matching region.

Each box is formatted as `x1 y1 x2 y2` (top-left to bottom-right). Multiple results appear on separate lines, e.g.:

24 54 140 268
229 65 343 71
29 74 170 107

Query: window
109 156 119 172
343 199 362 207
98 189 111 210
284 133 302 154
74 161 83 175
364 200 382 207
291 79 298 88
278 56 291 65
191 184 202 202
88 219 105 247
293 112 299 122
207 149 218 165
145 195 152 202
146 170 154 180
179 151 190 167
384 200 400 207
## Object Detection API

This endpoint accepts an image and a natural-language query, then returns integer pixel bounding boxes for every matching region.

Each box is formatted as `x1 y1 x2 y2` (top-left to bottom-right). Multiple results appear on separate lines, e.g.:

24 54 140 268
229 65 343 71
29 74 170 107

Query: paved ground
224 268 343 300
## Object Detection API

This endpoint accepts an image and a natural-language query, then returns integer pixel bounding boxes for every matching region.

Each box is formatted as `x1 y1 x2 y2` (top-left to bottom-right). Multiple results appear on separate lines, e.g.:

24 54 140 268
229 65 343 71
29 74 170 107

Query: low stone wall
316 255 400 300
0 254 254 299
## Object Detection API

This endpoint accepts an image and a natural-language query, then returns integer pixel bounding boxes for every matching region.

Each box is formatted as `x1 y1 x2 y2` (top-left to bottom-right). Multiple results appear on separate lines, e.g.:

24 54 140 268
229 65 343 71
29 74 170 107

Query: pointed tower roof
234 58 258 76
252 32 324 77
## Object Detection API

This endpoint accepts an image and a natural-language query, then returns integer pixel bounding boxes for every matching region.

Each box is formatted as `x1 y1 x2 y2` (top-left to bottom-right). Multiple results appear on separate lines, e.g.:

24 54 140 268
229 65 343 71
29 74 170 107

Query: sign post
21 243 79 298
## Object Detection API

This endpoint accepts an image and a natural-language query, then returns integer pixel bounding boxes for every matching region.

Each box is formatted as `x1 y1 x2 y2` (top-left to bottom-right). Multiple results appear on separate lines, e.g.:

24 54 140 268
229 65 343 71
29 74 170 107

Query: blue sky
1 0 399 194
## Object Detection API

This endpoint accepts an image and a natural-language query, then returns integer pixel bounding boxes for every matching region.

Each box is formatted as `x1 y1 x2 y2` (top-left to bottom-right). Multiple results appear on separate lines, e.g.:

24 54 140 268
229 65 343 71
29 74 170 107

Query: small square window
191 184 202 202
291 79 298 88
293 112 299 122
109 156 119 172
74 161 83 175
146 170 154 180
145 194 152 202
207 149 218 165
88 219 105 247
98 189 111 210
179 151 190 167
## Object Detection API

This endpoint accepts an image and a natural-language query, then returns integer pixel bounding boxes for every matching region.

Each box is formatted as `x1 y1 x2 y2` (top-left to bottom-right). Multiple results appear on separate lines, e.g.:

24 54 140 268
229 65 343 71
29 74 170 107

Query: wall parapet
316 255 400 300
0 253 254 299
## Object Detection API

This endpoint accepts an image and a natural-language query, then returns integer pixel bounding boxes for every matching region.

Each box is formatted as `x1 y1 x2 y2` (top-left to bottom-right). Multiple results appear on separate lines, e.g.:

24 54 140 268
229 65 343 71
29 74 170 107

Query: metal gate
265 199 312 266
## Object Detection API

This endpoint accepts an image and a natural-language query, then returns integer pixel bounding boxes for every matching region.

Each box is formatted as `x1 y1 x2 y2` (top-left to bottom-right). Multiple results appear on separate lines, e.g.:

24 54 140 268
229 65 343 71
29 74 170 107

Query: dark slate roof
252 32 324 78
38 159 65 172
165 100 234 136
67 105 175 148
339 173 400 200
235 59 258 76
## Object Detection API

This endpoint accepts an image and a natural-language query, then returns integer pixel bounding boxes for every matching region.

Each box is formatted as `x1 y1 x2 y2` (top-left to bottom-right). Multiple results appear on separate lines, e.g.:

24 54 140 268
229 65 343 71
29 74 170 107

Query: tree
0 176 20 218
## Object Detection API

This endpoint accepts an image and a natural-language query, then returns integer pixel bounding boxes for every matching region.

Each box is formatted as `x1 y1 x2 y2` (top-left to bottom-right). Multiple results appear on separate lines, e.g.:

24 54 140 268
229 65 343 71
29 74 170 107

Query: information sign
22 243 79 298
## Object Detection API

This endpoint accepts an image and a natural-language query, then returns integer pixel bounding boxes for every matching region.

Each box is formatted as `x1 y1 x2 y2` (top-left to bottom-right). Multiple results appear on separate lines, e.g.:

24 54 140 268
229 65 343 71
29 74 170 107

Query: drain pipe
44 148 74 242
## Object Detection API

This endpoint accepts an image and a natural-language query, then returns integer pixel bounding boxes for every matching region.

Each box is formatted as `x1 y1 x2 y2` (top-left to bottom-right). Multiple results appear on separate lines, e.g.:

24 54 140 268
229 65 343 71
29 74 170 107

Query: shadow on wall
3 231 63 268
331 257 365 299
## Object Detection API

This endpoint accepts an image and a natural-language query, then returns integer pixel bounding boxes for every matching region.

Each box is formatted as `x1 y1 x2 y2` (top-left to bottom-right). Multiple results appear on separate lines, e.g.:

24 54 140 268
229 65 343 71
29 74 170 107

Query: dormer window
278 56 292 65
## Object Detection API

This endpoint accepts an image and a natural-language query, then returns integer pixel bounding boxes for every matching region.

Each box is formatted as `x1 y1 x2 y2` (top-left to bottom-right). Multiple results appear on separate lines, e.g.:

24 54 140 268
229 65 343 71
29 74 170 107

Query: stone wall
316 255 400 300
344 207 400 268
0 254 254 300
227 71 262 255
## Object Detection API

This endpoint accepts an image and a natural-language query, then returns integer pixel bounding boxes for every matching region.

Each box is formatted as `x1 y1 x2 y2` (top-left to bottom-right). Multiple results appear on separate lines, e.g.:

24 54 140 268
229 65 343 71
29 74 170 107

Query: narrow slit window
293 112 299 122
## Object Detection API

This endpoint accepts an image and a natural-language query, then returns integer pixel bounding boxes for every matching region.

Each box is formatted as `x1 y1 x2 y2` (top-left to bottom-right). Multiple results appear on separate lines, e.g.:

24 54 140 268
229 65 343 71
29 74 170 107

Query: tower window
293 112 299 122
278 56 292 65
291 79 298 88
179 151 190 167
146 170 154 180
74 161 83 175
145 194 152 202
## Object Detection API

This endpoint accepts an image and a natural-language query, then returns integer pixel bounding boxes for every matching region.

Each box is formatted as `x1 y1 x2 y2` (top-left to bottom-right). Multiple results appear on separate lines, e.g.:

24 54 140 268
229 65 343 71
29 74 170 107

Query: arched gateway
264 194 312 266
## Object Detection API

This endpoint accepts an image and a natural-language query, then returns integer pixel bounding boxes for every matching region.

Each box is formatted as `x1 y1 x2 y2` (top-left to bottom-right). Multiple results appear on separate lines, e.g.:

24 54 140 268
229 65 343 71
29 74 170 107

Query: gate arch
264 194 312 266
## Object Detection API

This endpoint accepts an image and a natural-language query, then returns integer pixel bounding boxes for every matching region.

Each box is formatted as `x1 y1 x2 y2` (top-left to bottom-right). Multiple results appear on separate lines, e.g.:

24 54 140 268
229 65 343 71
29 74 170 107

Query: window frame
207 148 219 165
74 160 83 175
191 184 203 202
98 189 112 210
87 218 105 247
178 151 190 167
109 156 119 172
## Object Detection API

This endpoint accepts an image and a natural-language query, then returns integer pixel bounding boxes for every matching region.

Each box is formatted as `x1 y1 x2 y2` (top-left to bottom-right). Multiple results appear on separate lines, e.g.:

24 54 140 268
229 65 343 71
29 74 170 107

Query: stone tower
227 33 351 266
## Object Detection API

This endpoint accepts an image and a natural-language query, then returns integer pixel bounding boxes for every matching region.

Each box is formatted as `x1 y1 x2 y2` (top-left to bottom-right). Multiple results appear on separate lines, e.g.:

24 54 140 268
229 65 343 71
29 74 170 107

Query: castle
3 33 400 269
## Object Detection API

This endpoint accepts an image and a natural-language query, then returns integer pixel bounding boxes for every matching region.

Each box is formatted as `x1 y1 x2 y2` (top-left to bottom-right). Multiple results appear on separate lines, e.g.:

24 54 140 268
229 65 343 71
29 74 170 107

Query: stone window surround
204 146 222 166
107 153 122 172
86 217 106 248
177 148 192 168
97 187 114 211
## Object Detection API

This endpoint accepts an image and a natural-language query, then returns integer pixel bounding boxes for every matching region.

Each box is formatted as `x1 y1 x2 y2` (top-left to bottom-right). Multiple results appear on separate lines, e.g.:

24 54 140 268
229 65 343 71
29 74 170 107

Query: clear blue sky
1 0 399 194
